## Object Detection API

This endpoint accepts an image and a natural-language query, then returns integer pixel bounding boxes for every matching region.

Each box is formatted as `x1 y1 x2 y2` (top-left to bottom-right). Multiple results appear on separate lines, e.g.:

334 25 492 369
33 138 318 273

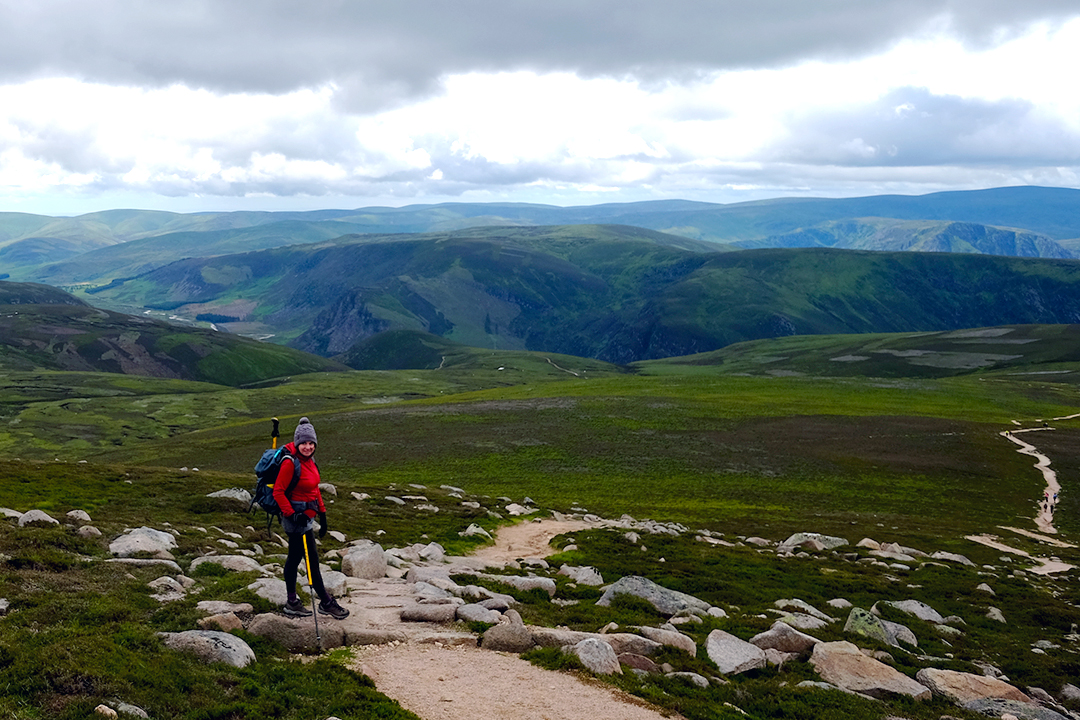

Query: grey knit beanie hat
294 417 317 446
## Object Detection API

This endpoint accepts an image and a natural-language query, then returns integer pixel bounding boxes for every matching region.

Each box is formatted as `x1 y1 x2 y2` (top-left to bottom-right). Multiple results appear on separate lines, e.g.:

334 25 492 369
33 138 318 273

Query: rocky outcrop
810 641 930 701
636 626 696 657
596 575 711 617
247 613 345 651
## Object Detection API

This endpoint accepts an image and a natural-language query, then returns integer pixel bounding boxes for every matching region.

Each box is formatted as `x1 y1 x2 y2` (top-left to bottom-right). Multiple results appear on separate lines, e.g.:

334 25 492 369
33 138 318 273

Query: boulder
750 621 821 656
197 613 244 633
596 575 711 617
558 565 604 586
530 628 660 656
931 551 976 566
18 509 59 528
774 599 832 621
247 578 288 606
872 599 945 624
341 543 387 579
110 527 177 558
159 630 256 668
915 668 1031 705
247 613 344 651
844 607 911 648
827 598 852 609
148 576 186 602
196 601 253 615
705 630 766 675
976 583 996 596
400 603 458 623
636 626 696 657
880 618 918 647
482 616 535 653
419 542 446 562
987 607 1006 623
456 603 502 624
962 698 1070 720
570 638 621 675
666 672 710 688
66 509 92 524
206 488 252 504
459 523 492 539
777 613 831 631
778 533 848 552
475 573 556 597
189 555 266 574
618 653 660 673
1060 683 1080 702
810 641 930 701
77 526 103 538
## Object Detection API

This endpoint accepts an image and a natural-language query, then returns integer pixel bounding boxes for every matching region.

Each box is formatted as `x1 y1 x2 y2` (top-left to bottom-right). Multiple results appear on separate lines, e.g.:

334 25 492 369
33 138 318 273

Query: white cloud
1 6 1080 212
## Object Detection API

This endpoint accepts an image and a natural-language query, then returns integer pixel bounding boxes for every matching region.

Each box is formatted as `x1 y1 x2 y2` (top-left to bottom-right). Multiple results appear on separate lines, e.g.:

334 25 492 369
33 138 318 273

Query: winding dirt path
970 413 1078 574
348 517 684 720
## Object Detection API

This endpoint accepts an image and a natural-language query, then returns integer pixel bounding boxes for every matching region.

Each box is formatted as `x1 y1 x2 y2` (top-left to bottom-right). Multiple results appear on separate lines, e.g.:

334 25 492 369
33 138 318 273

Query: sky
2 1 1080 216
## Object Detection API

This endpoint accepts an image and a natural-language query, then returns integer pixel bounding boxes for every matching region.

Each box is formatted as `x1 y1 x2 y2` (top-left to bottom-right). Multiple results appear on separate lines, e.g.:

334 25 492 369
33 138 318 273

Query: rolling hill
0 282 348 385
4 186 1080 285
77 225 1080 364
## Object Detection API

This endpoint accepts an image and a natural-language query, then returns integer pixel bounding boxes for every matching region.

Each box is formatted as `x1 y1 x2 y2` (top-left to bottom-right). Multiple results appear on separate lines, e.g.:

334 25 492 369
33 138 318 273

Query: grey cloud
767 87 1080 167
1 1 1077 109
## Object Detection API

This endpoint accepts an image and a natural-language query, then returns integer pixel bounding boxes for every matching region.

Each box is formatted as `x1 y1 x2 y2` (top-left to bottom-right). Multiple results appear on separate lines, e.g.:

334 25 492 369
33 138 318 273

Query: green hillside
0 289 348 386
638 324 1080 379
79 227 1080 363
5 187 1080 283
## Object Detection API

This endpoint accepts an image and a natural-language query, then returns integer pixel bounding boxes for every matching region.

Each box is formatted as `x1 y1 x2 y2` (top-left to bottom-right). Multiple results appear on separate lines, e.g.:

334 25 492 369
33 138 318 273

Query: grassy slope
3 336 1080 719
77 228 1080 364
0 302 348 385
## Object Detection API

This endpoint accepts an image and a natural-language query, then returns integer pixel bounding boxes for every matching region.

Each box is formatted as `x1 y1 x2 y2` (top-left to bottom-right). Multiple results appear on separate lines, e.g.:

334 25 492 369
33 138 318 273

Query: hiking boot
318 597 349 619
282 598 312 617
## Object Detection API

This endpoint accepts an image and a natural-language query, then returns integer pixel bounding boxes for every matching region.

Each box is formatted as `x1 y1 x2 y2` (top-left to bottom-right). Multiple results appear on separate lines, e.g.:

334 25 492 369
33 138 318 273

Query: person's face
297 441 316 457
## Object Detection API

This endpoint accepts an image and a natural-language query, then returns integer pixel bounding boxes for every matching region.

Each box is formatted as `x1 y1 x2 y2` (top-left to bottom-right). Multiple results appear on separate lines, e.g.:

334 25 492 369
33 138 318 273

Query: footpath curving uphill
4 476 1079 719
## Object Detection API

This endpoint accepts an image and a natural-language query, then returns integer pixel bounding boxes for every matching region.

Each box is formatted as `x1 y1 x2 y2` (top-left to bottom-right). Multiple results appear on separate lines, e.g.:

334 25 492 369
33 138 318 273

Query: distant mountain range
3 186 1080 287
52 225 1080 364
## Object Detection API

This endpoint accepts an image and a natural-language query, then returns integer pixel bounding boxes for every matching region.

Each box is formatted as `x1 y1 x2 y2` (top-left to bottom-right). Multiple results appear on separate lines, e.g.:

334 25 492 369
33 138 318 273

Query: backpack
249 447 302 537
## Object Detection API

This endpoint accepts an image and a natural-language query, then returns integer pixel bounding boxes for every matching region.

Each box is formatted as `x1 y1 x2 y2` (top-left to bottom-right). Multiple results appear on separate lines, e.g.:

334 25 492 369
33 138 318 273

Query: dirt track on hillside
349 517 685 720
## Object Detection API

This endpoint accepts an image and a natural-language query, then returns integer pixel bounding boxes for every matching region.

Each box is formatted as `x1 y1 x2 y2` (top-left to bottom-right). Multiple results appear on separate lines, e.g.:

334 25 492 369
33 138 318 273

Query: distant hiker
276 417 349 620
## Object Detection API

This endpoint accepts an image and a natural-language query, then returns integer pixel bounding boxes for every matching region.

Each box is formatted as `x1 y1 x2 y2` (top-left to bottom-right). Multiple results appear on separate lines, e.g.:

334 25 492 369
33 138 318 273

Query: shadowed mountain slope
82 226 1080 363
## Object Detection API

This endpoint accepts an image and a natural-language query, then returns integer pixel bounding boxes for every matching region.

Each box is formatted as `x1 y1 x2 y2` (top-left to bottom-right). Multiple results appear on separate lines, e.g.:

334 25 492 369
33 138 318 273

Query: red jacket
272 442 325 517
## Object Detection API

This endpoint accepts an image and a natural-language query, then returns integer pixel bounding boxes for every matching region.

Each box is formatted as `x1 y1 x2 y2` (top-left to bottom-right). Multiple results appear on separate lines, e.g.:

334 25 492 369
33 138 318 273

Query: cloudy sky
2 1 1080 215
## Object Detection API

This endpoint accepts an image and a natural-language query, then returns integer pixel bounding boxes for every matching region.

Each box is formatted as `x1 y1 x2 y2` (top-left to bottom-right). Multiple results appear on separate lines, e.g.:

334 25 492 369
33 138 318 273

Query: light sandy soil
356 643 680 720
345 517 685 720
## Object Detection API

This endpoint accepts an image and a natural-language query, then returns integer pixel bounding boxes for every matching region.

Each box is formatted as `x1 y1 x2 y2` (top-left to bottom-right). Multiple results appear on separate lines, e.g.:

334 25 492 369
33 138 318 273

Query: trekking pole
302 532 323 652
271 417 280 450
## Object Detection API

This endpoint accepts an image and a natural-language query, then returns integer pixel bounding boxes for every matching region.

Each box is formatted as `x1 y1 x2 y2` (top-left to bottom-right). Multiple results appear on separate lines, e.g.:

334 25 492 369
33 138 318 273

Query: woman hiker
275 417 349 620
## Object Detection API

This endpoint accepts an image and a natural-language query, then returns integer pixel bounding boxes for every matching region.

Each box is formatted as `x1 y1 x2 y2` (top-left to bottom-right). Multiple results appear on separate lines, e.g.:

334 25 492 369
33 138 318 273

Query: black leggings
284 529 327 601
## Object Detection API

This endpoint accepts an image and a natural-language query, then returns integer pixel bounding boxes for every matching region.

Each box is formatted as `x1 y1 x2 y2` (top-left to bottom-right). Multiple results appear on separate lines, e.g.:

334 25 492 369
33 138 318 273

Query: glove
318 512 328 538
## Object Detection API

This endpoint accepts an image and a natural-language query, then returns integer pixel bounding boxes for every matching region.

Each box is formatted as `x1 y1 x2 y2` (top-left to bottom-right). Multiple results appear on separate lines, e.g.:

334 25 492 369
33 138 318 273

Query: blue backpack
249 446 302 537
